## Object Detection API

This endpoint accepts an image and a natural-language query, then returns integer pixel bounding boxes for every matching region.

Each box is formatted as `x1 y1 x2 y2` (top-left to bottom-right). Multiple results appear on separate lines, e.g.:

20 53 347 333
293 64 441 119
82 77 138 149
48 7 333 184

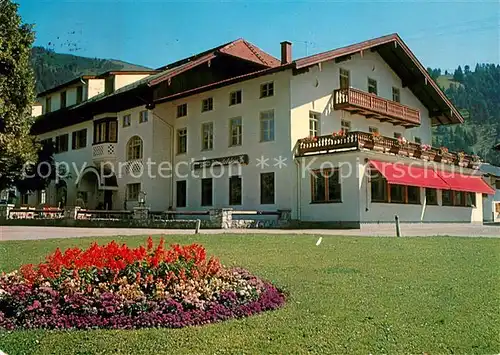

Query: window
41 138 52 148
201 122 213 150
309 111 320 137
260 110 275 142
341 119 351 133
394 132 402 139
45 96 52 113
176 103 187 118
414 137 422 144
229 176 242 205
425 188 438 205
442 190 453 206
370 170 421 204
94 121 108 143
443 190 476 207
371 171 388 202
229 117 242 146
369 127 379 134
454 191 465 206
202 98 213 112
229 90 242 105
392 87 401 103
201 178 213 206
177 128 187 154
76 86 83 104
123 114 131 127
127 136 143 160
260 82 274 98
105 77 114 94
139 110 148 123
126 183 141 201
176 180 187 207
93 119 118 144
390 185 405 204
495 179 500 189
467 192 476 207
21 193 29 205
109 121 117 142
368 78 378 95
60 91 67 109
72 129 87 150
55 134 69 153
339 68 350 89
38 189 46 205
260 172 275 204
407 186 421 204
311 169 341 203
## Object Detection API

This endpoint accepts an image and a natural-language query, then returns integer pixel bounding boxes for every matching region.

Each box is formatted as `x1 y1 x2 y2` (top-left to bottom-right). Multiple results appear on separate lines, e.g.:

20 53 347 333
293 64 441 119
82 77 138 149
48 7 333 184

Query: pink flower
27 300 41 311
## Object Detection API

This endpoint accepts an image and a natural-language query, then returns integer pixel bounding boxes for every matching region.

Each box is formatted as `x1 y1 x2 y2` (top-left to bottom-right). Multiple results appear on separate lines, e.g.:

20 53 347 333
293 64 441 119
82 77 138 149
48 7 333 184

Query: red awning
369 160 449 189
436 171 495 195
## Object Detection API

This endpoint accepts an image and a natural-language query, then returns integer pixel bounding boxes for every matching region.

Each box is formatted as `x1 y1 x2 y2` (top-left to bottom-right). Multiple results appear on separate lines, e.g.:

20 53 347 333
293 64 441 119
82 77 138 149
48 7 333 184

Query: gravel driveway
1 223 499 241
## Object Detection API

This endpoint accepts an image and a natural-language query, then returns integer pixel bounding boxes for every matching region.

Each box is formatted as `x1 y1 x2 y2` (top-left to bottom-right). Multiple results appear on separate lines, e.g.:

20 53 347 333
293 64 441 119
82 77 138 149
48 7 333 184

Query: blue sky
17 0 500 71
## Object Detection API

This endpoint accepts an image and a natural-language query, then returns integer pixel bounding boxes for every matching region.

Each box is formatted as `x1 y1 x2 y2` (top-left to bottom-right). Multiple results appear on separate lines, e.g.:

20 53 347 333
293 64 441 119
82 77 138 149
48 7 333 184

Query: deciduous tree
0 0 37 190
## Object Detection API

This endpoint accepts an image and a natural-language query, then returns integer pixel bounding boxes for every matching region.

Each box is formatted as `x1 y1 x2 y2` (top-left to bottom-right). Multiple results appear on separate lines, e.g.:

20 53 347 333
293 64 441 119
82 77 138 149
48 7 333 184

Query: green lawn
0 235 499 354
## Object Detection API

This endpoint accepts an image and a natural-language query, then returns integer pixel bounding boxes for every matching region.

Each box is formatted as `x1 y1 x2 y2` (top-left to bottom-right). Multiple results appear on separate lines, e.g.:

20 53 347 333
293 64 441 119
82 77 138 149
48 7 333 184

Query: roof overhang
294 34 464 126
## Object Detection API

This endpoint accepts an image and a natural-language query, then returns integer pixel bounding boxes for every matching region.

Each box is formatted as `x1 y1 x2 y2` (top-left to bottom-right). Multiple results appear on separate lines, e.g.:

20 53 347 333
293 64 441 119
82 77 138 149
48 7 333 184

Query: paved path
1 224 499 241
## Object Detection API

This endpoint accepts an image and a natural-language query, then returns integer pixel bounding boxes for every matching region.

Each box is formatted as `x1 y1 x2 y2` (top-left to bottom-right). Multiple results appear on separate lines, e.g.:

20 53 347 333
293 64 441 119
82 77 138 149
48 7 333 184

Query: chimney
280 41 292 65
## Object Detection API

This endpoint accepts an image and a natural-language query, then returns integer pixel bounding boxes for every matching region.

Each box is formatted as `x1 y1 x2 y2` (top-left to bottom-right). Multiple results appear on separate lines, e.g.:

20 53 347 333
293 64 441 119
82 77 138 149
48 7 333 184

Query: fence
0 205 292 229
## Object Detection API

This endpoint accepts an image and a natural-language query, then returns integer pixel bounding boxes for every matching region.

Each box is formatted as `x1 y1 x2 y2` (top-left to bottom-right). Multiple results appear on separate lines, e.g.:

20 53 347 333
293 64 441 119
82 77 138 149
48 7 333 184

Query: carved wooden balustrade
334 88 421 127
296 131 479 169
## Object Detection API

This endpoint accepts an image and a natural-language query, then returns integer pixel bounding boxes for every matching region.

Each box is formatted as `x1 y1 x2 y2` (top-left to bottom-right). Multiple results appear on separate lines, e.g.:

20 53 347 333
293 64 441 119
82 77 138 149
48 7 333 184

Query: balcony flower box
302 136 318 144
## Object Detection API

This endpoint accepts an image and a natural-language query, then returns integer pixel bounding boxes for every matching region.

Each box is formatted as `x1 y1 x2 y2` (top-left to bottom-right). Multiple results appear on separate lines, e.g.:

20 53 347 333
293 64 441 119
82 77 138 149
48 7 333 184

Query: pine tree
453 66 464 82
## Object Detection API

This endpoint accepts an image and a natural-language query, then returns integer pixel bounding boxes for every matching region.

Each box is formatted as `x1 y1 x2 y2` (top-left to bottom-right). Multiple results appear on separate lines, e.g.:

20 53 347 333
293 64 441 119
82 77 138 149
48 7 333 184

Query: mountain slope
432 63 500 165
31 46 151 93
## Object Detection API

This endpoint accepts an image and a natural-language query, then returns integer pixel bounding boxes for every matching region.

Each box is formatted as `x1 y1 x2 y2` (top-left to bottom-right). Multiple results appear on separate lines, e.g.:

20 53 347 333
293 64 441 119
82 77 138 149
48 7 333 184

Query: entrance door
104 190 113 210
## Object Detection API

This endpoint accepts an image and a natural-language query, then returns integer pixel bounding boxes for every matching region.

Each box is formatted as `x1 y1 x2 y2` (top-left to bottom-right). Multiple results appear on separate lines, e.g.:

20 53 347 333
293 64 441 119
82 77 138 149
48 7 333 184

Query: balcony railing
92 142 117 163
334 88 421 127
296 131 480 169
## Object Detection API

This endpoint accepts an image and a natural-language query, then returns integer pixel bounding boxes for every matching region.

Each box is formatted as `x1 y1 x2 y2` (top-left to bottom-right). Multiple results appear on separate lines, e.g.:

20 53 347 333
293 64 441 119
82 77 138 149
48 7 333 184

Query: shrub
0 237 285 329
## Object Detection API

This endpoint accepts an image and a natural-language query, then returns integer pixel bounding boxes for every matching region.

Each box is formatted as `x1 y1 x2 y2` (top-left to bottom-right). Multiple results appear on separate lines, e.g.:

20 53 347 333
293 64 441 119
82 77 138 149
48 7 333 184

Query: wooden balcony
334 88 421 127
296 131 480 169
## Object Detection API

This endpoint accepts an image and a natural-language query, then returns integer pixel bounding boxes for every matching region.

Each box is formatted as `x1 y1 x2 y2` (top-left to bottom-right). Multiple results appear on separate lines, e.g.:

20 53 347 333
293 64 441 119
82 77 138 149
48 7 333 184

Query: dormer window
105 77 114 94
60 91 67 109
45 96 52 113
76 86 83 104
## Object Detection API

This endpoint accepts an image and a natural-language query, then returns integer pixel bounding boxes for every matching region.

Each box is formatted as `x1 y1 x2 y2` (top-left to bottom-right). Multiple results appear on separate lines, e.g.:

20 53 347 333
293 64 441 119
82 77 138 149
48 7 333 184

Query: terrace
296 131 481 169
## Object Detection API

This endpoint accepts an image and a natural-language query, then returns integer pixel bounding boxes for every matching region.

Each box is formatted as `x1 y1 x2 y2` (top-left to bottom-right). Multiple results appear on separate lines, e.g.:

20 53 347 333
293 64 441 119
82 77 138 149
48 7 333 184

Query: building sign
192 154 249 170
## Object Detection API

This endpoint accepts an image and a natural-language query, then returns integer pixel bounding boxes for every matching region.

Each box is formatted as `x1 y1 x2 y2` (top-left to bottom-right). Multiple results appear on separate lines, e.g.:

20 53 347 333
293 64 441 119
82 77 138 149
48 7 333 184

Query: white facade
479 163 500 222
290 51 432 145
25 37 491 225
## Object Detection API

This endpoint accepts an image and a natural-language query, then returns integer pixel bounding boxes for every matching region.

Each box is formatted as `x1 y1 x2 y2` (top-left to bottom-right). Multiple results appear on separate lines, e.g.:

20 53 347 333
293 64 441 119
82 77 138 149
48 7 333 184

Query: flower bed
0 237 285 330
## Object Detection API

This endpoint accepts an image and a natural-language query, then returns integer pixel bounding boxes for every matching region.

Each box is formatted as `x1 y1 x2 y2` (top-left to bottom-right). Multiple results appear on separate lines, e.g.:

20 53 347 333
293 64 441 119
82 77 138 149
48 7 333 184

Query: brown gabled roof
295 33 463 125
148 39 280 87
219 39 281 67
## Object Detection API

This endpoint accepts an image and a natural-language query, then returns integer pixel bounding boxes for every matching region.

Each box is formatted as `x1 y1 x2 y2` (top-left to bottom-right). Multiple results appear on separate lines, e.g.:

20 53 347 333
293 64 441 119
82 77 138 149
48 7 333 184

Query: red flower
18 238 220 285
